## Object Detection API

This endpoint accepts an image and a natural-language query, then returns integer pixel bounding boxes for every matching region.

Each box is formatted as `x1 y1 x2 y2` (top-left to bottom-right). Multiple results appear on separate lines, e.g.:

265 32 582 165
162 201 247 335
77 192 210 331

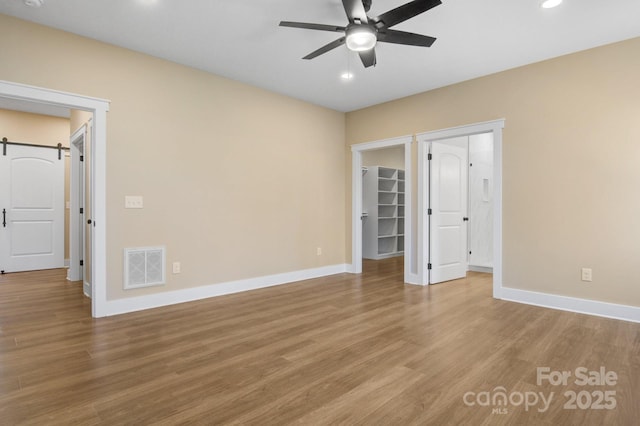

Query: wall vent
124 246 165 290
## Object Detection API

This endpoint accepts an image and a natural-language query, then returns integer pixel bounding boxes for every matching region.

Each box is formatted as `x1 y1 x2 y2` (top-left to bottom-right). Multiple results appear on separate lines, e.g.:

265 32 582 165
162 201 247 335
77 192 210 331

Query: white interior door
0 144 65 273
429 141 468 284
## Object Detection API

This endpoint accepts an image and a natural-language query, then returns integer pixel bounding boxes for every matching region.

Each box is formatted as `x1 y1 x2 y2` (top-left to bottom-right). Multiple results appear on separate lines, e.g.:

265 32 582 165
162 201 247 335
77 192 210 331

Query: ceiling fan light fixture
280 0 440 68
541 0 562 9
345 27 377 52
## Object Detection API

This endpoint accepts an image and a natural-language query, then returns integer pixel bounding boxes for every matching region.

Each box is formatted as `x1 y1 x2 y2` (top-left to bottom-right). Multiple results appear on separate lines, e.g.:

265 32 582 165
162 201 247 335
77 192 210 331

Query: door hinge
80 208 83 214
428 263 432 270
469 251 472 255
80 260 84 266
463 217 469 221
428 153 432 160
80 155 84 162
427 208 432 215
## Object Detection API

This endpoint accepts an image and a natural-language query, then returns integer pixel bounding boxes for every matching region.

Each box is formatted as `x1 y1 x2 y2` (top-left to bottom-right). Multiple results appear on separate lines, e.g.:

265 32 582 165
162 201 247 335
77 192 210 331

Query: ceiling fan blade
303 37 347 60
378 29 436 47
279 21 346 33
358 49 377 68
342 0 369 23
374 0 441 29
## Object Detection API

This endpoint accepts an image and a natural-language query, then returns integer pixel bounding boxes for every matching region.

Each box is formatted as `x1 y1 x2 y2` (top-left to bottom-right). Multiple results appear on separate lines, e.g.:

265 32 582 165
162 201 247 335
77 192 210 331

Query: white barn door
0 144 64 273
429 141 468 284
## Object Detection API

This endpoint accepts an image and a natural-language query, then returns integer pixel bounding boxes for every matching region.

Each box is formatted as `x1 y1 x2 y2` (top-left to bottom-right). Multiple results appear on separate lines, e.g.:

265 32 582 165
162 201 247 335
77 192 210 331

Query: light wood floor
0 258 638 425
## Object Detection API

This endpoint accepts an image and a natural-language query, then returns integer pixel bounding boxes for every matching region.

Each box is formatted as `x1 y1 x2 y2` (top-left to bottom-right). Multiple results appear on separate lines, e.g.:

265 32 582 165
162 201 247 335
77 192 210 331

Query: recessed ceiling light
341 72 354 81
541 0 562 9
23 0 44 7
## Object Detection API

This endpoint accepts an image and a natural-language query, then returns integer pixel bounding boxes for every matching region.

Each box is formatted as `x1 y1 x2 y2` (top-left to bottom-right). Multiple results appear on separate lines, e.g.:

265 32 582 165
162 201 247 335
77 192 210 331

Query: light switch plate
125 196 144 209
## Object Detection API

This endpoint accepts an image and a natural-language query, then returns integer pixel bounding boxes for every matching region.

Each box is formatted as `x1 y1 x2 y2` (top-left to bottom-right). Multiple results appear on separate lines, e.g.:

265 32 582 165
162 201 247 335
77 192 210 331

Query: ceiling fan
280 0 442 68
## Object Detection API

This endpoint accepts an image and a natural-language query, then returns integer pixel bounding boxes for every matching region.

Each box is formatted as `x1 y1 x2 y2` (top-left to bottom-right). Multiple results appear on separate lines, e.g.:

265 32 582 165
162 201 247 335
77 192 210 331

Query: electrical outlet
125 195 144 209
317 247 322 256
581 268 592 282
172 262 181 274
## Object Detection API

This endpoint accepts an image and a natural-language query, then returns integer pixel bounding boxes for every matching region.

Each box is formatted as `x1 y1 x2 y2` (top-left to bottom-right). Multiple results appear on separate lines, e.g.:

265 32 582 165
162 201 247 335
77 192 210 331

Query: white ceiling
1 0 639 112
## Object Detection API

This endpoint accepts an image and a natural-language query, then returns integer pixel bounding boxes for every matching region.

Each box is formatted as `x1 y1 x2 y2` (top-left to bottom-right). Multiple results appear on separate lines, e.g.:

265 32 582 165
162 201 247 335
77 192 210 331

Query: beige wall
347 37 640 307
2 13 638 310
0 15 345 300
362 146 405 170
0 108 71 260
0 109 69 145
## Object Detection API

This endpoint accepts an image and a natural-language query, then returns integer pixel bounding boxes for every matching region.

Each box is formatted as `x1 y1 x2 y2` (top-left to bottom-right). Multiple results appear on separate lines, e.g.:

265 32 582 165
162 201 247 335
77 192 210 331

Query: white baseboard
102 263 349 317
469 265 493 273
500 287 640 324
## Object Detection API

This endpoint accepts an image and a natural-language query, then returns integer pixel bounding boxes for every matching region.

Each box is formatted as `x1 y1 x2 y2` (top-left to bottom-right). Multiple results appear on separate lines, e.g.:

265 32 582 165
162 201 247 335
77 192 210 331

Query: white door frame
68 124 86 287
351 135 416 284
0 80 109 317
416 119 505 298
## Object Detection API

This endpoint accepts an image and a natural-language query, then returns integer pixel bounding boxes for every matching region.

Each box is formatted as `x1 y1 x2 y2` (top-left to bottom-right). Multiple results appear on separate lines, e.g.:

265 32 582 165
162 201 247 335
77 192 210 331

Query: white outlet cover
125 195 144 209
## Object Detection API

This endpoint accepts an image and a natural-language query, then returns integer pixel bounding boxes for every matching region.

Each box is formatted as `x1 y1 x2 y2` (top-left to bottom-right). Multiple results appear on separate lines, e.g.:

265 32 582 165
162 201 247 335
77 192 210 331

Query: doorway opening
0 107 93 302
362 147 406 262
425 133 494 283
0 80 109 317
417 119 504 298
351 135 416 283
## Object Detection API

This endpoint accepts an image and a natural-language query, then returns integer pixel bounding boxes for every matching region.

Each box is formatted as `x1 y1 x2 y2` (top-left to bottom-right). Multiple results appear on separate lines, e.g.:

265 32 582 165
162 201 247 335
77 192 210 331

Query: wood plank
0 260 638 424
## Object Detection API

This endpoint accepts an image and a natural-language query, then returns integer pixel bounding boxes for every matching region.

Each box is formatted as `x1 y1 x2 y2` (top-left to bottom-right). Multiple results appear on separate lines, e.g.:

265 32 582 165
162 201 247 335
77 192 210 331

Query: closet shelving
363 166 405 259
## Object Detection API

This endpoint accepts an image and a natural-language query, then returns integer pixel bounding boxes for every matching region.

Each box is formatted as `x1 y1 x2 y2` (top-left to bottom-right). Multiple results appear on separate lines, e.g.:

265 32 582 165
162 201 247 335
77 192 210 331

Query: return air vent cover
124 246 165 289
